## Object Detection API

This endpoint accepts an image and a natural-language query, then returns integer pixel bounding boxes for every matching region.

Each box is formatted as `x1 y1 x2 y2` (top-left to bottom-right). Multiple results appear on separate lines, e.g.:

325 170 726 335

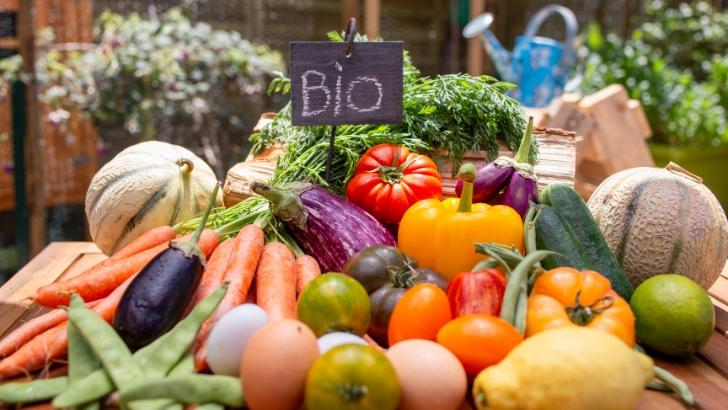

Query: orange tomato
436 315 522 376
526 267 636 347
388 284 452 346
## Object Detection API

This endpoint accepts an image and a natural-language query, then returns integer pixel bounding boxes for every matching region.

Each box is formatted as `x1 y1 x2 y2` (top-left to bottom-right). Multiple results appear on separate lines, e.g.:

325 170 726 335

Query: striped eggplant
252 181 397 272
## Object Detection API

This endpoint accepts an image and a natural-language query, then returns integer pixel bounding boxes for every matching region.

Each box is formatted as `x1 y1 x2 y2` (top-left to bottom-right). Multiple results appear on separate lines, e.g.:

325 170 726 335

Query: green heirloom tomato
297 273 371 337
305 344 401 410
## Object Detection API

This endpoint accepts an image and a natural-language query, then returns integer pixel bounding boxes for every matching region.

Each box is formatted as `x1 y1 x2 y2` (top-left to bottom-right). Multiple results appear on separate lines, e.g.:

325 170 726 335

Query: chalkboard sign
289 42 403 126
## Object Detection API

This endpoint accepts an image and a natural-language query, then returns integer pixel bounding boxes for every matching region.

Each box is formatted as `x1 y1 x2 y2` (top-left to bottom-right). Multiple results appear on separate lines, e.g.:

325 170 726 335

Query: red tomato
388 284 452 346
446 269 507 318
436 315 523 376
346 144 442 224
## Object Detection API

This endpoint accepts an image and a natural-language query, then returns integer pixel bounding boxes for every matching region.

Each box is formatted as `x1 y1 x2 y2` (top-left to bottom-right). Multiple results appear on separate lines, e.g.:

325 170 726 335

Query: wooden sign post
289 18 403 181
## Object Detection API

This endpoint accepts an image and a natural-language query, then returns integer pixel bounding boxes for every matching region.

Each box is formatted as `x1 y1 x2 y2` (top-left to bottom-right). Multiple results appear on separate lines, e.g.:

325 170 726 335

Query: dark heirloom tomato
342 245 449 347
346 144 442 225
305 344 401 410
342 245 417 294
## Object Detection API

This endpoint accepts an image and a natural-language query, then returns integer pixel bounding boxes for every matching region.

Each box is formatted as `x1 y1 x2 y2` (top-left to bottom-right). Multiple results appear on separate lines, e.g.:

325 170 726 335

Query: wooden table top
1 242 727 409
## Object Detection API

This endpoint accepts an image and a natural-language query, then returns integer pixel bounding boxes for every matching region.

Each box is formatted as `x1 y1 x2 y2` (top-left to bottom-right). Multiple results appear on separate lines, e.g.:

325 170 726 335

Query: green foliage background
578 0 728 148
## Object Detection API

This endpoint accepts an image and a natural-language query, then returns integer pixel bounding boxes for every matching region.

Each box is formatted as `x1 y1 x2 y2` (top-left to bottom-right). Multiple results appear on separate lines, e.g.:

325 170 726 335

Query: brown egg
241 319 320 410
386 339 467 410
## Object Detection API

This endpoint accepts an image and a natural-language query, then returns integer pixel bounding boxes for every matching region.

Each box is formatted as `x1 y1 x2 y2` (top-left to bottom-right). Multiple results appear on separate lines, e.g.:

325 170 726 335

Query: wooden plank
0 242 102 336
628 99 653 140
651 354 728 410
698 332 728 377
708 276 728 307
711 297 728 338
579 84 655 172
545 97 595 167
0 252 106 339
637 389 685 410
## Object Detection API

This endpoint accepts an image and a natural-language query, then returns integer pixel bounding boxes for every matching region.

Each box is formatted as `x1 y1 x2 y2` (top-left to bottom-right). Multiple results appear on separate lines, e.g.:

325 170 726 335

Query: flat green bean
67 294 144 389
52 324 166 407
68 295 102 410
168 354 195 376
145 284 227 379
0 377 69 404
119 375 244 407
195 402 225 410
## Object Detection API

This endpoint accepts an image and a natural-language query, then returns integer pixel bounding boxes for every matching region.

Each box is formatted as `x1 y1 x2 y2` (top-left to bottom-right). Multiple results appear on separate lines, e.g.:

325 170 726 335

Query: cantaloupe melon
86 141 222 256
587 162 728 290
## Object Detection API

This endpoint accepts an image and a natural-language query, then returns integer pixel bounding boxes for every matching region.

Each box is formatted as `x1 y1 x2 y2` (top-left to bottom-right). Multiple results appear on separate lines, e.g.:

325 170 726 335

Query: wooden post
342 0 360 31
467 0 485 76
363 0 380 39
17 0 46 258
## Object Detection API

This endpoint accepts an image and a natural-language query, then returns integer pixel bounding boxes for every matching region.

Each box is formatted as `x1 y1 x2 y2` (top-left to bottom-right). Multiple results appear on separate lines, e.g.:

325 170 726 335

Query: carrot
0 323 68 378
0 300 99 359
0 273 139 378
295 255 321 296
256 242 297 323
107 225 177 262
244 279 257 304
192 224 264 372
189 238 235 309
31 229 218 308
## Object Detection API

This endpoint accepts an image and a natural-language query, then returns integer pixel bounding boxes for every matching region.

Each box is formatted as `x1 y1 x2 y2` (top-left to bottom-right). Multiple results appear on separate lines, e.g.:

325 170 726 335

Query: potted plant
578 1 728 209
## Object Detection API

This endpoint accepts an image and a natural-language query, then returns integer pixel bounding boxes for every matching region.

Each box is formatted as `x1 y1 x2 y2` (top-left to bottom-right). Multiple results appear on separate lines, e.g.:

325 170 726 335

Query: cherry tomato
388 284 452 346
436 314 523 376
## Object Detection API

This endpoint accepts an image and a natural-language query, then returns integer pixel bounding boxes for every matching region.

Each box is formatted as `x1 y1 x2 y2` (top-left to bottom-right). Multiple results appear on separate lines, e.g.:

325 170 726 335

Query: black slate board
289 41 403 126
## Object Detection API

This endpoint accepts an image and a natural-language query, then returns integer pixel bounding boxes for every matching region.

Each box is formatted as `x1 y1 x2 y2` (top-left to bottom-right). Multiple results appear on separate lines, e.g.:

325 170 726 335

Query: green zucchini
540 184 634 301
534 204 597 272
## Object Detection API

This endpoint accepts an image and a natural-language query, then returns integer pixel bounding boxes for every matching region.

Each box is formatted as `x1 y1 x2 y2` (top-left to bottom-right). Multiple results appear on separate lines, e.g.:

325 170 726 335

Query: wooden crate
1 243 728 410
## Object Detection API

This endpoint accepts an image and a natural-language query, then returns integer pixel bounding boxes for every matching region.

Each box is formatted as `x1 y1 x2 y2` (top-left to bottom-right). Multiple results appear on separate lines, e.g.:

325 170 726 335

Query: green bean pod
52 334 166 409
0 377 69 404
119 375 244 407
168 354 195 376
499 250 559 327
195 402 226 410
68 295 102 410
145 284 228 379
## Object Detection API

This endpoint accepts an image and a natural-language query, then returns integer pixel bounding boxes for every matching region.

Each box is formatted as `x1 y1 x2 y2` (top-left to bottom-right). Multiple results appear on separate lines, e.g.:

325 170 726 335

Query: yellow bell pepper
398 163 524 279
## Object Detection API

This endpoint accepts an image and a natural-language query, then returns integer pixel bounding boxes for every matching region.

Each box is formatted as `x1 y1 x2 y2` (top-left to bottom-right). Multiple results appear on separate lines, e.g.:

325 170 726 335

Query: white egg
207 304 269 376
316 332 368 354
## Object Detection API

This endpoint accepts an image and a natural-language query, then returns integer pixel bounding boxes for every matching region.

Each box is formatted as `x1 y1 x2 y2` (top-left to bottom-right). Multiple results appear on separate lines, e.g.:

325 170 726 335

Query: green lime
630 274 715 357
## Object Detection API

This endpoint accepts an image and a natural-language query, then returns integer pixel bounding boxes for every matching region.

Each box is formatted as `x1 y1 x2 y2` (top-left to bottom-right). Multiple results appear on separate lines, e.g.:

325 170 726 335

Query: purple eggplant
114 184 220 351
252 181 397 272
454 160 514 203
496 117 538 217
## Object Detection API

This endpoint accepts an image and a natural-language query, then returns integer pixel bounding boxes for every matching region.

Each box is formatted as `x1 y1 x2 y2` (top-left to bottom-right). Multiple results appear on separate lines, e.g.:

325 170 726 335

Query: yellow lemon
473 327 653 410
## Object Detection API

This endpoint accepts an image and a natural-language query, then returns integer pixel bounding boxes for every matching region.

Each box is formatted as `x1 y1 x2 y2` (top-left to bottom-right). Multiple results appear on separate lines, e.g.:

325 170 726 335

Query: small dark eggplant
454 160 514 203
496 117 539 218
113 183 220 351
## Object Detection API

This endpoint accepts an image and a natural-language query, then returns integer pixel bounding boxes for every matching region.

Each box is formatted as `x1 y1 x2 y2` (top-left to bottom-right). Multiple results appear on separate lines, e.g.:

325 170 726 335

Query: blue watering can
463 4 582 108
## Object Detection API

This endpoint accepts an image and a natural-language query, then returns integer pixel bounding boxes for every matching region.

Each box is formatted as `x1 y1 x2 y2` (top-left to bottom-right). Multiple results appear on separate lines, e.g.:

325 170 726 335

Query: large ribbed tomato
346 144 442 224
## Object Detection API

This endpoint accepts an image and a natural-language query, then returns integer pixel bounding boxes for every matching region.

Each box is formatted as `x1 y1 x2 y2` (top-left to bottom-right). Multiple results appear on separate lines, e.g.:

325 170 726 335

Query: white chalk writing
301 70 330 117
347 76 383 113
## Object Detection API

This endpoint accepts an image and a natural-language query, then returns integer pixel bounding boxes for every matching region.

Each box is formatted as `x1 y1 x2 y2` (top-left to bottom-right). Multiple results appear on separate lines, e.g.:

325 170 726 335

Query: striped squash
587 162 728 290
86 141 223 256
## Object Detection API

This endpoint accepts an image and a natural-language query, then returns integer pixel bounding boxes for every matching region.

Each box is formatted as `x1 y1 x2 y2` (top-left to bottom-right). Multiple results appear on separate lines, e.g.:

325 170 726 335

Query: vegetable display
346 144 442 225
3 30 721 410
